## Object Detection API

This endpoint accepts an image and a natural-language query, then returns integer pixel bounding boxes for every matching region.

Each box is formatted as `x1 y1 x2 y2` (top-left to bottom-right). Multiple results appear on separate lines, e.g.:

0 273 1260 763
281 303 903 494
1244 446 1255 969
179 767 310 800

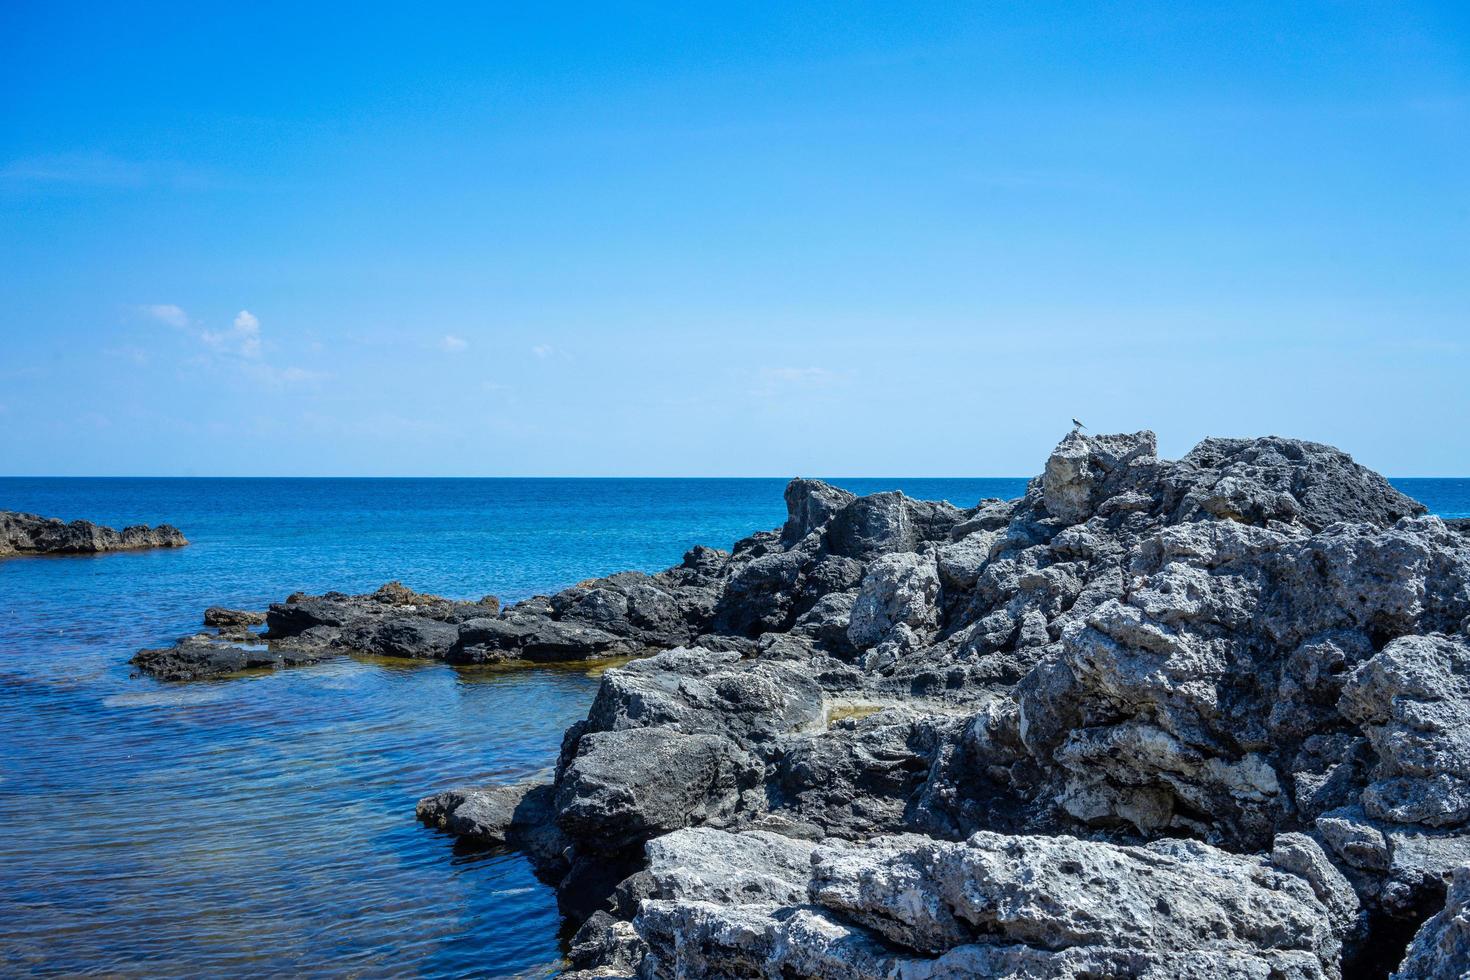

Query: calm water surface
0 477 1047 978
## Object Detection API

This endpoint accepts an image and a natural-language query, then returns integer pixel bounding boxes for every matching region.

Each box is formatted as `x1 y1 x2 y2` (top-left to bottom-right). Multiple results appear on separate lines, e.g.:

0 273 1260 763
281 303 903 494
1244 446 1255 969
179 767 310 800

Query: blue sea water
1 476 1466 977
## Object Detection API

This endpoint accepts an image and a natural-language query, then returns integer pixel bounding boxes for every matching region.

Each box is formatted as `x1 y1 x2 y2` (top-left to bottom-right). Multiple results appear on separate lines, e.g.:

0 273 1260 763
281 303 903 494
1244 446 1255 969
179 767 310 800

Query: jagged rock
828 492 965 560
633 828 1348 979
847 552 941 651
567 911 645 978
202 607 266 627
1339 634 1470 829
1393 864 1470 979
1 510 187 557
769 705 959 838
809 832 1344 969
783 479 856 543
1042 430 1160 525
643 827 817 907
1165 436 1426 531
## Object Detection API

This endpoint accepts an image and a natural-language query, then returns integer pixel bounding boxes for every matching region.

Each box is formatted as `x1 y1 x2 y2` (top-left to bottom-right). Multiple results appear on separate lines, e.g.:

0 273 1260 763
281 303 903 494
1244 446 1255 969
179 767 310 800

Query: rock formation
1 510 187 557
405 431 1467 979
142 430 1469 976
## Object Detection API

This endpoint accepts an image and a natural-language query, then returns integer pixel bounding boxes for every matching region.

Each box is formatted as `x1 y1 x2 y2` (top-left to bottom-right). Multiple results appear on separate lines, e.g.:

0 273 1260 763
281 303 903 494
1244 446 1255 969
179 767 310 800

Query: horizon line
2 473 1467 481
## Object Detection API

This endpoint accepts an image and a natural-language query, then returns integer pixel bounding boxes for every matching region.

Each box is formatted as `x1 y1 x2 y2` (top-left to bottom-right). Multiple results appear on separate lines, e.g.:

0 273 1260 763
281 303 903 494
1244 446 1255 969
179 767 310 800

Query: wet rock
415 783 535 843
1 510 187 557
202 607 267 628
130 634 331 680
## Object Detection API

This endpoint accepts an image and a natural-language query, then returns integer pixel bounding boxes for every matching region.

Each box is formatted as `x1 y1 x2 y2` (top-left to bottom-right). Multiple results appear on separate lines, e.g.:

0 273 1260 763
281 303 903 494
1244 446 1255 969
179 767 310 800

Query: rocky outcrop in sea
0 510 187 557
140 431 1470 977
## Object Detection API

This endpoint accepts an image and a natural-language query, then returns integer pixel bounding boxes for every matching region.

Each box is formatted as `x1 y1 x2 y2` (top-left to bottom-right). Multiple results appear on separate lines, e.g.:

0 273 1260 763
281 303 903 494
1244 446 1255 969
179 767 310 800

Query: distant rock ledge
0 510 187 558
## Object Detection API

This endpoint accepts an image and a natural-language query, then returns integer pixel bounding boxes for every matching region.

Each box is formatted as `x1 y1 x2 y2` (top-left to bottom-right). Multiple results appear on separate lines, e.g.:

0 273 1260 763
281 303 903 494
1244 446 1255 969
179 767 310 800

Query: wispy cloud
0 152 229 191
142 303 190 329
137 305 319 386
439 334 468 352
1 153 149 187
531 344 557 358
202 309 262 358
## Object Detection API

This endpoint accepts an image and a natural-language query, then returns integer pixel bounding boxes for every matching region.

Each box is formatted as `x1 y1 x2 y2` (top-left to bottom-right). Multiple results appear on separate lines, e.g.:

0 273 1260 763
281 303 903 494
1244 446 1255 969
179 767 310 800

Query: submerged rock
130 634 331 680
1 510 187 557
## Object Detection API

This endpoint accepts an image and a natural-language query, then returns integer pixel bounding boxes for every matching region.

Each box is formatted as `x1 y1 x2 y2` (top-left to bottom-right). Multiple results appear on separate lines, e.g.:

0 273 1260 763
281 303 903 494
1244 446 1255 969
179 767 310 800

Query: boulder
553 727 761 852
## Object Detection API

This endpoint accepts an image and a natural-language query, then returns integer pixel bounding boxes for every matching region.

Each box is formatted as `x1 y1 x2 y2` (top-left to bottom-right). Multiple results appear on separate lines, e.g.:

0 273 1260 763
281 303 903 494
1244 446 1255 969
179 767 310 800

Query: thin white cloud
234 310 261 357
531 344 556 358
439 334 468 352
202 309 262 358
143 304 190 329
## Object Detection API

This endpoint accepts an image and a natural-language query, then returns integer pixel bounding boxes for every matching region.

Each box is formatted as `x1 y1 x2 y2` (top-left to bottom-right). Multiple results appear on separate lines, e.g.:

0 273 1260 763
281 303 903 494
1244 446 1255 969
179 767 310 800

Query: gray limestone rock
847 552 941 651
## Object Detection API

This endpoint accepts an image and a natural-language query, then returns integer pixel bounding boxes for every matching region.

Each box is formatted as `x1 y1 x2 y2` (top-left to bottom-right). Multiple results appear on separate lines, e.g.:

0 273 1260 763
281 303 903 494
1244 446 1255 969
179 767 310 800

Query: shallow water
0 477 1041 977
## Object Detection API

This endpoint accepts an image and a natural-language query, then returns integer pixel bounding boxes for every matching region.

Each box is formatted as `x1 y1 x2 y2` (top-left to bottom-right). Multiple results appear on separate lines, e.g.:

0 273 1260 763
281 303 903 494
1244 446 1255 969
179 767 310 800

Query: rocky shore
1 510 187 558
143 431 1470 977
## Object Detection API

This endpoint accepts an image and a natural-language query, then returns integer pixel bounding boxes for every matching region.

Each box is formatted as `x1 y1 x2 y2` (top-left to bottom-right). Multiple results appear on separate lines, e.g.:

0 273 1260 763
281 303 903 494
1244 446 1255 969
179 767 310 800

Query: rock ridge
1 510 187 557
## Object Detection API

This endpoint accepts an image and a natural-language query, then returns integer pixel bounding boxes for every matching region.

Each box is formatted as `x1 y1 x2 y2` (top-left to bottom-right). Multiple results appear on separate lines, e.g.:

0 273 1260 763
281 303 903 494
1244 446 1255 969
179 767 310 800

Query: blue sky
2 2 1467 476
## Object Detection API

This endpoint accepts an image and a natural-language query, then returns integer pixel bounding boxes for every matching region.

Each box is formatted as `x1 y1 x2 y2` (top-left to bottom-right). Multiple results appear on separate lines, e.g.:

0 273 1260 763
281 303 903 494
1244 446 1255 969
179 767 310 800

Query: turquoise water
1 477 1465 977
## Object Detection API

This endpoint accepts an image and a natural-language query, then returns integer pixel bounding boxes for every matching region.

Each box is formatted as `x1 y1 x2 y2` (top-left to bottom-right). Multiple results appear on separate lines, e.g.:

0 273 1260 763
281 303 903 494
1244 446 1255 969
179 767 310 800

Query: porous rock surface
1393 864 1470 979
155 429 1469 976
503 431 1467 978
1 510 187 557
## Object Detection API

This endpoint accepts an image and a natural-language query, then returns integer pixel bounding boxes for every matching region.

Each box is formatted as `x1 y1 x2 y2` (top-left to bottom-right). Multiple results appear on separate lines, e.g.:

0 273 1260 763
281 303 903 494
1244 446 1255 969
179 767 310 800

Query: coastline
115 430 1470 978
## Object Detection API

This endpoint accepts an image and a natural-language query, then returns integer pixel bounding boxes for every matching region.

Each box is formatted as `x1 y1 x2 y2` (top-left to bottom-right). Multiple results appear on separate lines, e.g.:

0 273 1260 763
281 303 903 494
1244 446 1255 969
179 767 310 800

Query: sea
1 476 1466 977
